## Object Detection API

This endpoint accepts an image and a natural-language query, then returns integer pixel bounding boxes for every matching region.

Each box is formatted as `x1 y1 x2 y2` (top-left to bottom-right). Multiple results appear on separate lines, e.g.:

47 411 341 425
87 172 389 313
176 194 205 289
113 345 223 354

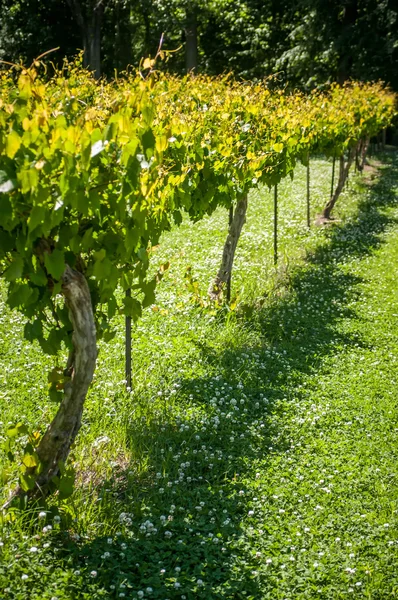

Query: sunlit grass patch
1 153 398 599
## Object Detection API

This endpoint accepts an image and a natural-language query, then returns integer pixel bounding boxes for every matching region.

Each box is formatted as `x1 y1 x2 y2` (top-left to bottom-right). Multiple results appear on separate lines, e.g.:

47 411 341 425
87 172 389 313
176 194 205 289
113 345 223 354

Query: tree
275 0 398 90
0 0 80 67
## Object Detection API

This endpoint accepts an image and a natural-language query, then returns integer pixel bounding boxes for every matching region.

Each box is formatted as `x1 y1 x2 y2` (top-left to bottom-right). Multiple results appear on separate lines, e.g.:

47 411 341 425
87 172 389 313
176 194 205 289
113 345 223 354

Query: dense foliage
1 0 397 89
0 64 395 341
0 62 395 498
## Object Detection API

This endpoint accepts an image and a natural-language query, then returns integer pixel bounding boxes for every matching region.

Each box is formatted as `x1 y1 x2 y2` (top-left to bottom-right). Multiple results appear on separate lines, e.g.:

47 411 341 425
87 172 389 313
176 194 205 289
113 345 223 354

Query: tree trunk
321 147 356 220
185 8 198 73
3 266 97 506
208 195 248 301
87 5 103 79
66 0 103 79
337 0 358 84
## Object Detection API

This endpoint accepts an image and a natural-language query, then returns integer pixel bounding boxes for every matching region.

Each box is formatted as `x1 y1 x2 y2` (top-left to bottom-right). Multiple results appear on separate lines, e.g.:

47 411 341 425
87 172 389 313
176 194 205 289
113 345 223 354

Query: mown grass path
1 153 398 599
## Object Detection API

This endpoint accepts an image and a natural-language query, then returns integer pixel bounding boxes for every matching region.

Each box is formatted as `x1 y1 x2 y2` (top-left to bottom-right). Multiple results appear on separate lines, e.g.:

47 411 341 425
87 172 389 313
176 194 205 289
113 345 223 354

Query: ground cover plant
1 151 398 598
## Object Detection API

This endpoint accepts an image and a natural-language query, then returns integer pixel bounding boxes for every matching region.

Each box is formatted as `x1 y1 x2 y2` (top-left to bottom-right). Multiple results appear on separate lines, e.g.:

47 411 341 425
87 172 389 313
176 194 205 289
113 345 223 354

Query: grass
1 152 398 599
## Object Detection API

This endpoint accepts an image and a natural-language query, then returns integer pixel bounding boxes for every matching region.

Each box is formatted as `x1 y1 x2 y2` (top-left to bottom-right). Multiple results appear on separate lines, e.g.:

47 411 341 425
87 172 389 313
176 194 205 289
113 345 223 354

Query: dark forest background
0 0 397 90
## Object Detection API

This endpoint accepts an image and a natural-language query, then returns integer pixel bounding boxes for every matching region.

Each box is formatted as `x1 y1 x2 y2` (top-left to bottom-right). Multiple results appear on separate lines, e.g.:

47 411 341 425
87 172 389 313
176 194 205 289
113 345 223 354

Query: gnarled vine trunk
321 146 356 220
208 195 248 301
3 266 97 506
356 137 370 171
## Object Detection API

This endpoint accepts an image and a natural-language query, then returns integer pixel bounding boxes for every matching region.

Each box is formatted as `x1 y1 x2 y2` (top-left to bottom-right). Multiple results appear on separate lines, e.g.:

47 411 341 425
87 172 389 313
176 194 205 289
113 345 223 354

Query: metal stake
274 185 278 265
125 288 132 391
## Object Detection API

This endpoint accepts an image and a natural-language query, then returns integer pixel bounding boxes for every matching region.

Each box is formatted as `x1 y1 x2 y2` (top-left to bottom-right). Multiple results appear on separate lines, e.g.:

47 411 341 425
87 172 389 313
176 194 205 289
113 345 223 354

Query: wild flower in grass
21 574 29 581
90 571 97 578
53 516 61 524
38 511 46 519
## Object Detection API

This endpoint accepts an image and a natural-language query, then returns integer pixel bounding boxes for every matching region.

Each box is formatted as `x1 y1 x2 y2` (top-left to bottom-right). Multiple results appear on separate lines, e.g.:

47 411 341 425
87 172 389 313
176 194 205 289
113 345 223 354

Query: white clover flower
53 516 61 524
21 574 29 581
38 511 47 519
90 571 97 578
137 592 144 599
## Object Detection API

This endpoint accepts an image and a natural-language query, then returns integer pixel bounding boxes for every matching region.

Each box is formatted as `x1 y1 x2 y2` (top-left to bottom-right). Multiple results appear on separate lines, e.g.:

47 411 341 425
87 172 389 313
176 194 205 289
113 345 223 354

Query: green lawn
1 152 398 599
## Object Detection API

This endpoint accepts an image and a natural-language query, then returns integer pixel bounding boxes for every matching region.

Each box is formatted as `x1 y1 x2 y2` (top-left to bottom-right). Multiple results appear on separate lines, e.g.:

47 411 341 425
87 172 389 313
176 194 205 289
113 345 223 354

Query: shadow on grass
55 152 398 599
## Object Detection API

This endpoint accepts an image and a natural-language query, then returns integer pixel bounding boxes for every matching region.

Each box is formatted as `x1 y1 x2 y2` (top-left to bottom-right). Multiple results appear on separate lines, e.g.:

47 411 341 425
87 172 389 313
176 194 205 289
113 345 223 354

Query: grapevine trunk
321 147 356 220
209 195 248 301
5 266 97 505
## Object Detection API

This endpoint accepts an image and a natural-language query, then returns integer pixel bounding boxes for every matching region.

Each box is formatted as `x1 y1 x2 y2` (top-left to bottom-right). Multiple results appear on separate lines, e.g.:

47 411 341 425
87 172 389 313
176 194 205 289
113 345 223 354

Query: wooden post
274 185 278 265
330 155 336 199
125 288 132 390
226 205 234 302
306 161 310 228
